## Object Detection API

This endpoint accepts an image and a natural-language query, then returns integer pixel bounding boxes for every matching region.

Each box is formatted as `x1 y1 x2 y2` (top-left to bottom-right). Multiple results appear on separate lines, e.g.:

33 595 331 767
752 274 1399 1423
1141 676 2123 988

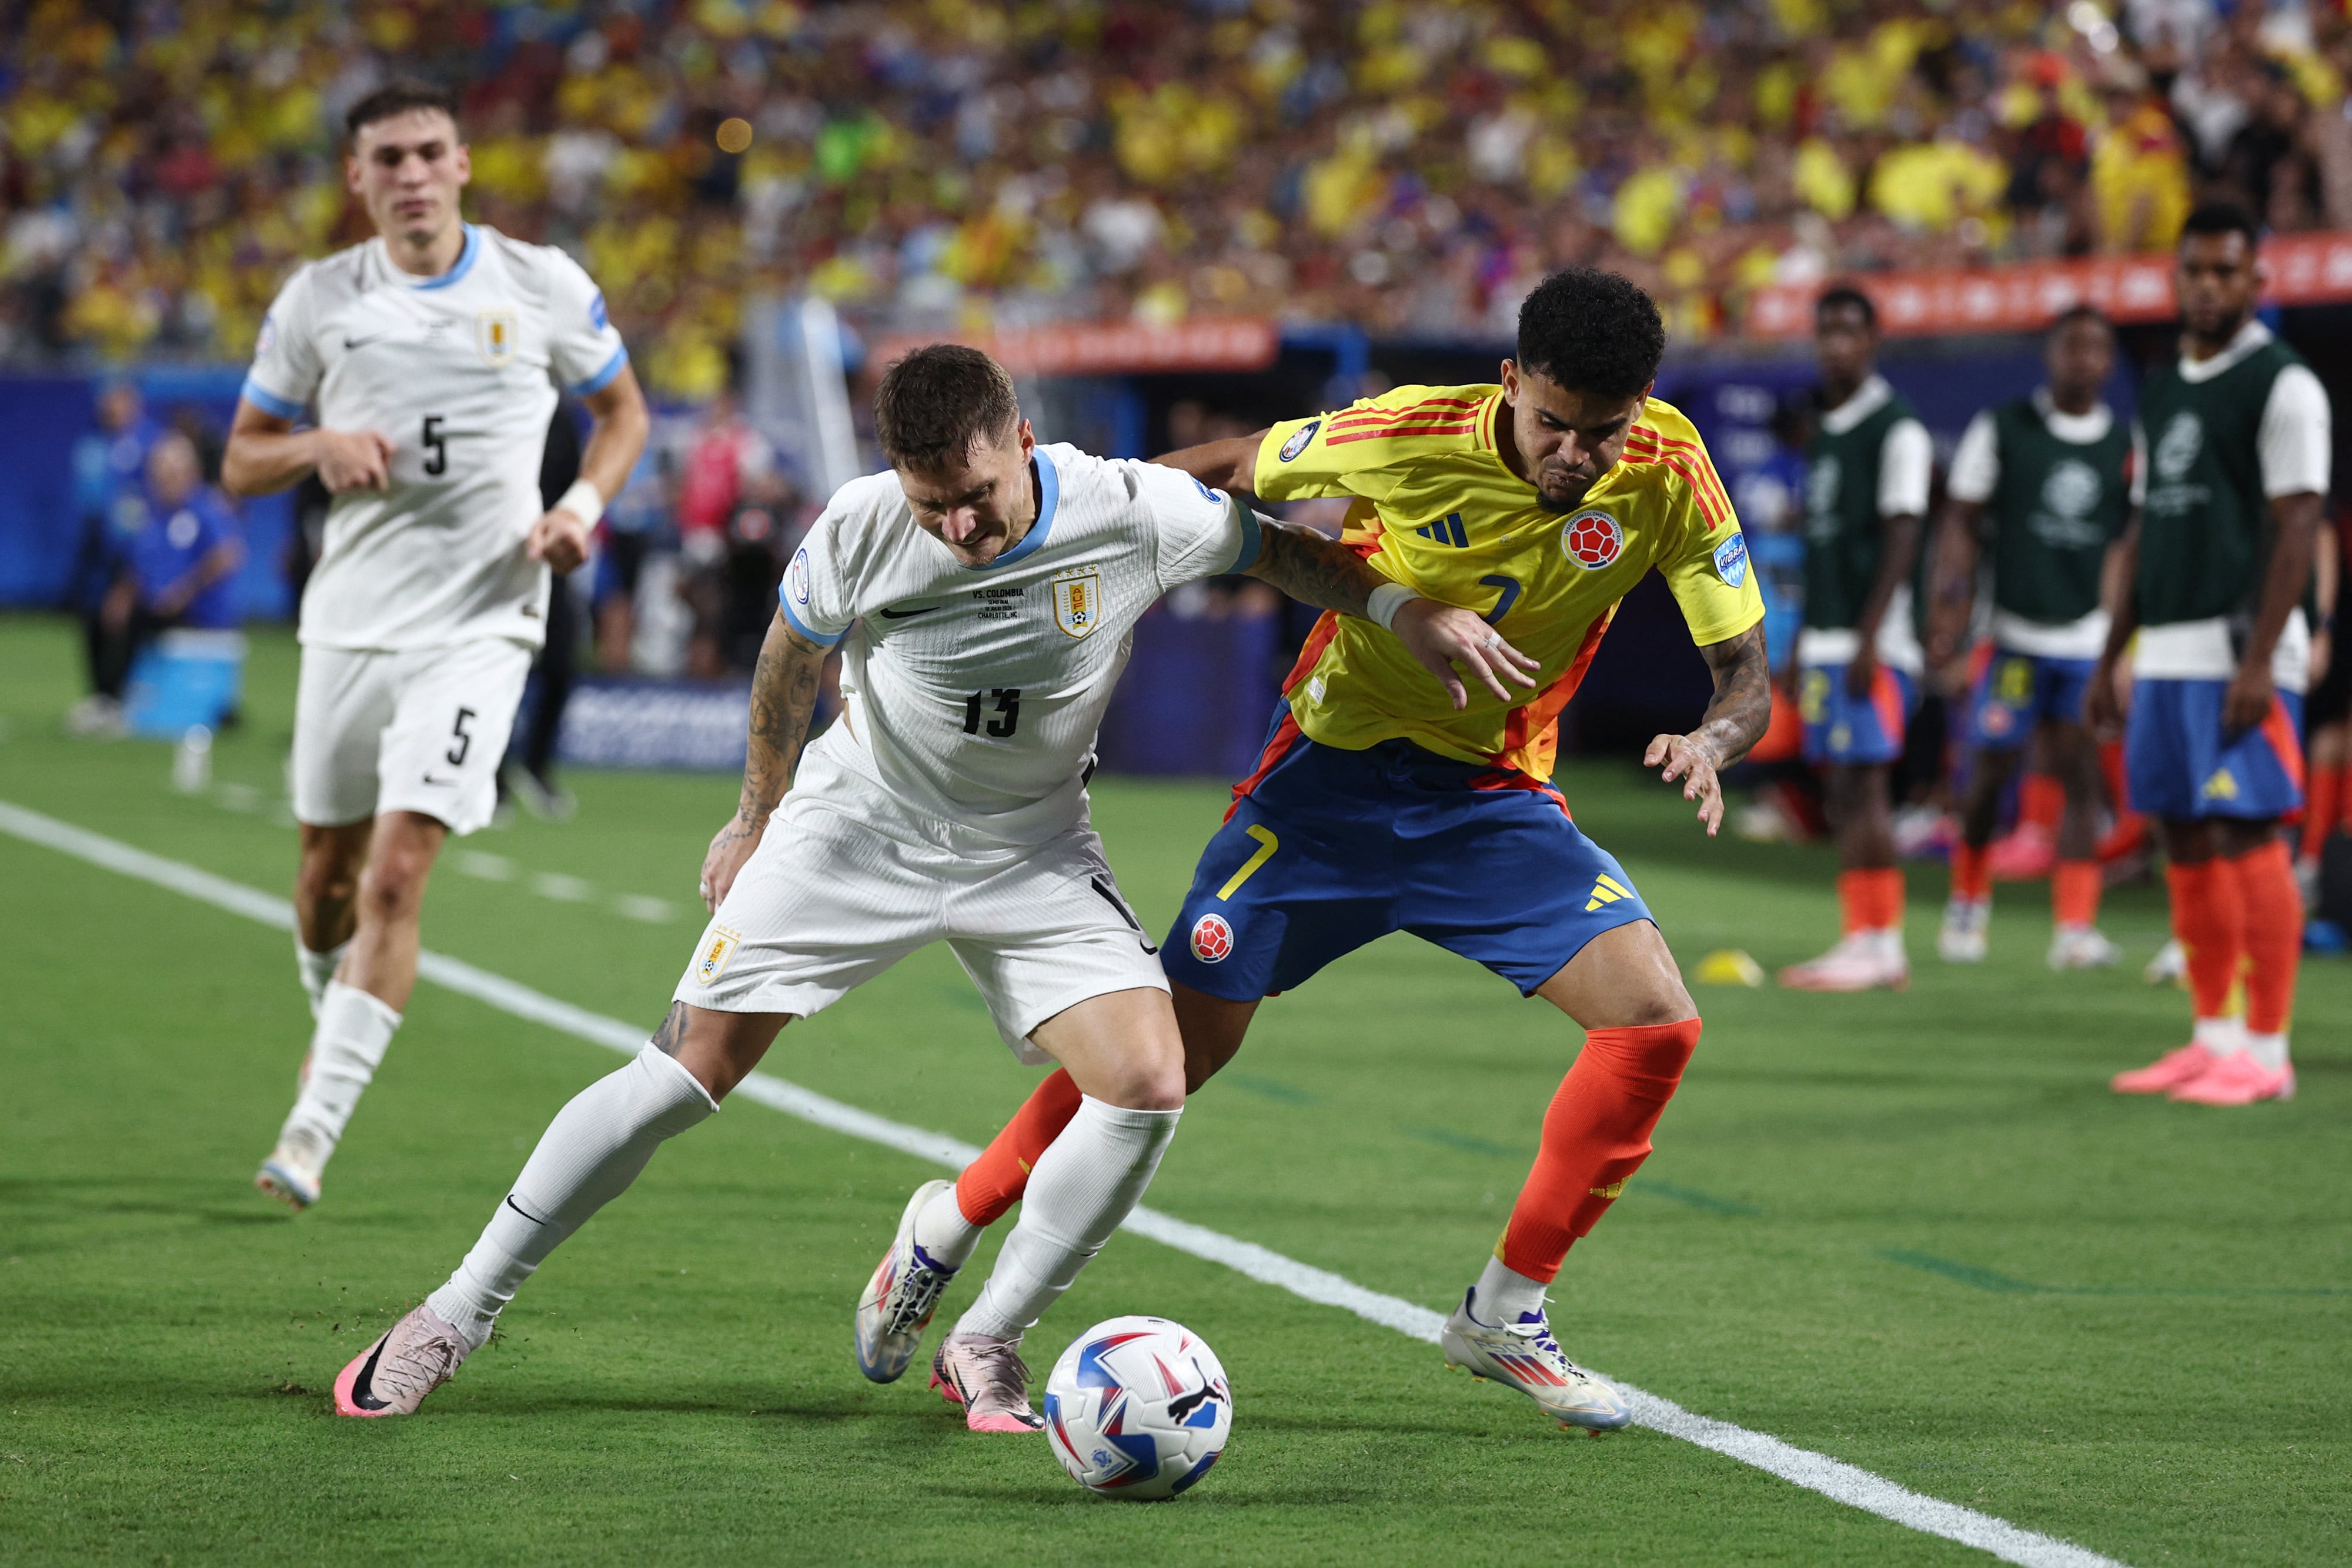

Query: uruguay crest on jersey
476 309 517 366
1053 569 1103 638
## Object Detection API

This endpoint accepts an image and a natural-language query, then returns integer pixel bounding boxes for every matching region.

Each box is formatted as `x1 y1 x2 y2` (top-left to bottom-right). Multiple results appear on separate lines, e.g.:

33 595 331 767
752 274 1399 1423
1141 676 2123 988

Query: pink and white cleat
2169 1054 2296 1105
1778 934 1909 992
930 1332 1044 1433
333 1303 474 1418
2109 1042 2219 1095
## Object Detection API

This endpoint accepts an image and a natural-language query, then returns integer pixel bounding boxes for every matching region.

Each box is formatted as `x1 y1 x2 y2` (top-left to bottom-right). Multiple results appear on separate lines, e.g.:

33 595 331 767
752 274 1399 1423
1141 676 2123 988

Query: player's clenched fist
1392 599 1541 711
526 507 594 574
313 428 396 493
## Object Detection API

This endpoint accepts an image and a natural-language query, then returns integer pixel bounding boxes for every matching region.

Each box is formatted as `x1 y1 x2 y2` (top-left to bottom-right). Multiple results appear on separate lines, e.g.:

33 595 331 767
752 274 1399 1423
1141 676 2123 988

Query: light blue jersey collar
970 446 1058 571
396 224 479 292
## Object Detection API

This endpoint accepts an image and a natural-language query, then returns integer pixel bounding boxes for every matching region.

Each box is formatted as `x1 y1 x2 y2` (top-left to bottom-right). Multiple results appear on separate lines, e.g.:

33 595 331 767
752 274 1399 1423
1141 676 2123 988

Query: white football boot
333 1303 473 1417
1439 1289 1632 1435
1778 931 1909 992
2047 924 2120 971
255 1122 328 1211
855 1178 961 1384
1937 898 1990 963
2143 938 2187 986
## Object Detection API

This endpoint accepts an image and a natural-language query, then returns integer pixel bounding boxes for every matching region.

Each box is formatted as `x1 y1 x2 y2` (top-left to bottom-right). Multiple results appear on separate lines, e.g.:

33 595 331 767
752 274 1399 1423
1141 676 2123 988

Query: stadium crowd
8 0 2352 383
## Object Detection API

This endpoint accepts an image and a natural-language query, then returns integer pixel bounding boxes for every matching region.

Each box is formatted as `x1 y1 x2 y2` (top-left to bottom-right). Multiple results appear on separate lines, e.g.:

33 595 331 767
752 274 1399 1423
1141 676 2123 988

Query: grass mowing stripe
0 795 2135 1568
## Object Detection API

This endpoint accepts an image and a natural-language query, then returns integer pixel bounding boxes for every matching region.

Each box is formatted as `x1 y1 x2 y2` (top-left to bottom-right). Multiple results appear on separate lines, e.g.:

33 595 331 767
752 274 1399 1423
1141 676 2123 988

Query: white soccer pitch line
0 797 2131 1568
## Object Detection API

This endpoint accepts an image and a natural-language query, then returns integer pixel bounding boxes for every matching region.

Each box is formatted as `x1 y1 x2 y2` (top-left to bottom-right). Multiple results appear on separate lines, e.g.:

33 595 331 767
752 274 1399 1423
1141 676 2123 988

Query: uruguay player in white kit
220 81 650 1210
332 345 1524 1429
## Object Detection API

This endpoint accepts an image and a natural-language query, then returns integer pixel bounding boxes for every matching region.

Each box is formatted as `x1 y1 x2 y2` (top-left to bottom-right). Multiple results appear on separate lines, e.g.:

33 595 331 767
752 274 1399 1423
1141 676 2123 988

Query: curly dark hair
2181 199 2260 250
873 343 1022 472
1515 268 1667 400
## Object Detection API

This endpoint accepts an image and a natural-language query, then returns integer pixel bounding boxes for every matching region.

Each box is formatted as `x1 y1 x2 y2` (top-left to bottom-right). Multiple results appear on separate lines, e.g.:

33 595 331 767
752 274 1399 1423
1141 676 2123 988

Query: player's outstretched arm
221 399 395 497
1646 622 1770 837
528 364 652 574
700 613 830 911
1153 432 1269 495
1242 520 1539 708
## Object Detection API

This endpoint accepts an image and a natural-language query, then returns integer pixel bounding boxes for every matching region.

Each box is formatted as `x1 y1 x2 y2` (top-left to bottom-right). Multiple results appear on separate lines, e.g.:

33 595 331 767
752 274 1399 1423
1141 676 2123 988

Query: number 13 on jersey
961 688 1021 737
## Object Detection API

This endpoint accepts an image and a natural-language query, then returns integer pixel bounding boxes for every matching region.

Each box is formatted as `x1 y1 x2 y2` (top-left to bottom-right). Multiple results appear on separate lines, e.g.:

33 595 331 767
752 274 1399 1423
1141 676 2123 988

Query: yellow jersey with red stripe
1254 383 1762 781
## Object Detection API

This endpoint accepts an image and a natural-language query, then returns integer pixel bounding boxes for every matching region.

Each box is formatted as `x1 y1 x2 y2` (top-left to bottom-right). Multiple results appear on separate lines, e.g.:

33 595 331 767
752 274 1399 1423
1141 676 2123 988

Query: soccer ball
1041 1316 1232 1501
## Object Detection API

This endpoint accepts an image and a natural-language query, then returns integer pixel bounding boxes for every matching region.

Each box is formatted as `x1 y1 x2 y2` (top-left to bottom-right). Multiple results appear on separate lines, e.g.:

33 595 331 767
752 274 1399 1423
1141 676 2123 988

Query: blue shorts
2124 680 2305 821
1159 708 1654 1001
1968 646 2097 750
1798 663 1916 766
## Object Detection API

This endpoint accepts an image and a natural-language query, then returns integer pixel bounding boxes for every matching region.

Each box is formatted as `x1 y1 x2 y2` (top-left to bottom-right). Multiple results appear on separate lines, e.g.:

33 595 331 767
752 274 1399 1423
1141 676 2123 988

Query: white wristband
1367 581 1422 631
553 477 605 527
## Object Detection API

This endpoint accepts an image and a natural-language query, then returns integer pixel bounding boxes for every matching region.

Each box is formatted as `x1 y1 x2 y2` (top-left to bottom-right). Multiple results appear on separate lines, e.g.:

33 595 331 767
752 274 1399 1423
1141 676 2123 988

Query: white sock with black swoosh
426 1045 717 1349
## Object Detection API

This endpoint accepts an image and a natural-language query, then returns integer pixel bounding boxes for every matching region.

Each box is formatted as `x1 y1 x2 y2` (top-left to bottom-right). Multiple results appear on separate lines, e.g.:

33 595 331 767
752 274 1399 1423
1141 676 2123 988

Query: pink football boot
2109 1042 2218 1095
2169 1054 2296 1105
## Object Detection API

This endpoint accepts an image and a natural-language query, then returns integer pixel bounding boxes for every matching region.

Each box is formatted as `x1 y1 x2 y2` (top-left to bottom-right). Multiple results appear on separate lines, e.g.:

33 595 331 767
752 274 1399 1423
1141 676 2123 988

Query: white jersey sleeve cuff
239 377 305 420
776 593 846 647
569 346 630 397
1227 497 1264 573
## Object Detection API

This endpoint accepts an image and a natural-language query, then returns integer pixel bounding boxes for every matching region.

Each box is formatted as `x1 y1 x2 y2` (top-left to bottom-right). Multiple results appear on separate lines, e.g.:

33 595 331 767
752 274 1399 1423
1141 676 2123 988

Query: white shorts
292 638 534 837
674 738 1167 1064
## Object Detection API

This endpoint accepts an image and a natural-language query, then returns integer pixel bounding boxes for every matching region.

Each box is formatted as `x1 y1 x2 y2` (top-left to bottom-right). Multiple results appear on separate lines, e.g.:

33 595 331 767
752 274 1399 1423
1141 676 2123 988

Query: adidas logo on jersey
1583 874 1634 913
1413 513 1469 547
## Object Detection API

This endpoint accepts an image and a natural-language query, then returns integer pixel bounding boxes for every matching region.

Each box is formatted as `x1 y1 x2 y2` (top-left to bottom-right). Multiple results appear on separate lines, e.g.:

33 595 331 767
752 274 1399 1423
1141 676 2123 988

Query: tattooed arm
1645 621 1771 837
1243 518 1541 708
699 612 831 911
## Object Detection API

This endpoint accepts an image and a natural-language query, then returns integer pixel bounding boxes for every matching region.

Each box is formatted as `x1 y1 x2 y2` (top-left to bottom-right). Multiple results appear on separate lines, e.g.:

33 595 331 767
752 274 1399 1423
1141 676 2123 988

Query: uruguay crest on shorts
475 310 517 367
1053 569 1103 638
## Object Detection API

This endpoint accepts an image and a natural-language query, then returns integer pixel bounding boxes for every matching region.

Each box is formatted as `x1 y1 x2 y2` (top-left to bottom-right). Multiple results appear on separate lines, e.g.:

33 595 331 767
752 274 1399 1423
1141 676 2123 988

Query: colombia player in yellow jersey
858 269 1772 1433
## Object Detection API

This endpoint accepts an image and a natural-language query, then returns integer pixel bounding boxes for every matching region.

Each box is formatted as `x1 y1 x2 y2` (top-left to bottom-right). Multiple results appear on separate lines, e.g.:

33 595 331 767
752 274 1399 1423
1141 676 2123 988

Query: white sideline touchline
0 798 2129 1568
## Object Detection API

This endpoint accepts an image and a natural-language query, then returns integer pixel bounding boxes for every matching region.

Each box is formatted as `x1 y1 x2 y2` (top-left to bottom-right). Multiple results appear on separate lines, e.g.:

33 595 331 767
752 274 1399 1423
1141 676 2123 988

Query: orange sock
1952 843 1992 903
955 1068 1084 1225
1836 868 1872 934
1498 1019 1700 1283
1865 865 1906 931
2230 839 2302 1035
2020 771 2064 831
2052 860 2102 927
2166 860 2246 1021
2302 765 2343 861
2097 741 2146 860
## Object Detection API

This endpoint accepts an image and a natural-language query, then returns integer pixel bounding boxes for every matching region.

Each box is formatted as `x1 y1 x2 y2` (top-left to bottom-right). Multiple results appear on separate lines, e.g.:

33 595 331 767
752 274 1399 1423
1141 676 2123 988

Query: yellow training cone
1696 948 1766 988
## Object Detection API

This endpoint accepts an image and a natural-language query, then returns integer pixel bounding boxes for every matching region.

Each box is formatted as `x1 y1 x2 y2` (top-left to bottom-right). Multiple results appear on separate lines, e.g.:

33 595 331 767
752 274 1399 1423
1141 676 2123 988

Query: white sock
913 1183 985 1271
280 981 401 1152
1472 1253 1547 1323
426 1045 717 1349
2193 1015 2247 1056
954 1097 1180 1342
1872 925 1907 961
296 936 350 1016
2243 1031 2290 1071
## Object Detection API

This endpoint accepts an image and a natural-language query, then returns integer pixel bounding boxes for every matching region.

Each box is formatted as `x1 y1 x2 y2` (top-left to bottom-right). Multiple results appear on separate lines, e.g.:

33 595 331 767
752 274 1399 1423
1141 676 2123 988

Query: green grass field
1 614 2346 1567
